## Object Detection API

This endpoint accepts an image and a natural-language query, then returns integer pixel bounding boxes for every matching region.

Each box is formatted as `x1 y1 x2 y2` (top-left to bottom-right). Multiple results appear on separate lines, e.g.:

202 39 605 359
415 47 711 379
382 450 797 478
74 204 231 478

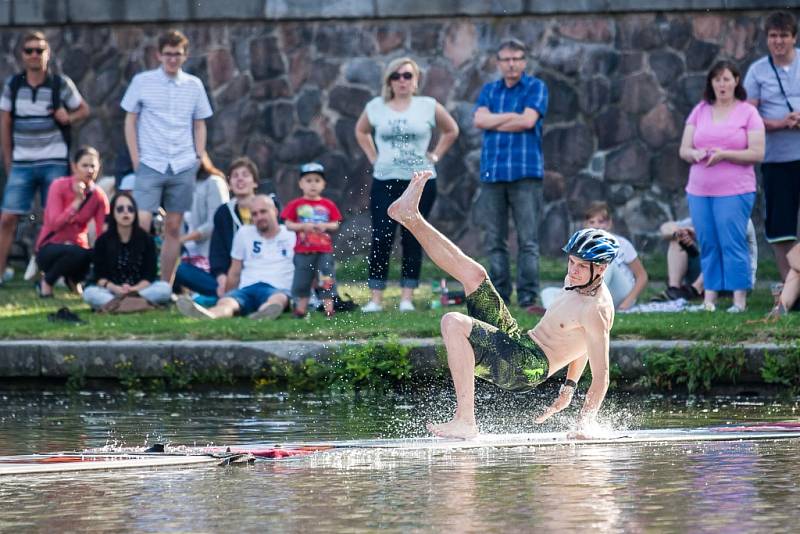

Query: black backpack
8 72 71 151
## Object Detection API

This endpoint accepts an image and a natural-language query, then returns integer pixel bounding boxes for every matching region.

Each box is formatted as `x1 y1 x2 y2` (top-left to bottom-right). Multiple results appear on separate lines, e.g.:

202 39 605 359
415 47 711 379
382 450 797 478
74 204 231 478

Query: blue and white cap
562 228 619 264
300 162 325 178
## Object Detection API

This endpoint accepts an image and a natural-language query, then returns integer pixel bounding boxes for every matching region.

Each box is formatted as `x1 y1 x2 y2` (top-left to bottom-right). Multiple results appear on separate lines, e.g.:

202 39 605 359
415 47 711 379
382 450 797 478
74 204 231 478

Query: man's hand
216 274 227 298
53 107 70 125
534 386 574 424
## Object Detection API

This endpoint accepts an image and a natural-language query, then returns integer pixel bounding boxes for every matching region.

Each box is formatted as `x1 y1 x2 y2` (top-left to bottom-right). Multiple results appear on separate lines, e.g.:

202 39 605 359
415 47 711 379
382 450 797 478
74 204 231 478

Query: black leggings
368 178 436 288
36 243 92 286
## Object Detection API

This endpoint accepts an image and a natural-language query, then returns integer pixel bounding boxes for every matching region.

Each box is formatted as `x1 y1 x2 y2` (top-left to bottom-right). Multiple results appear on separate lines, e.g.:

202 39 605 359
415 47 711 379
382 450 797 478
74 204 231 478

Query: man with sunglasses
473 38 548 310
744 11 800 282
0 31 89 286
121 29 213 286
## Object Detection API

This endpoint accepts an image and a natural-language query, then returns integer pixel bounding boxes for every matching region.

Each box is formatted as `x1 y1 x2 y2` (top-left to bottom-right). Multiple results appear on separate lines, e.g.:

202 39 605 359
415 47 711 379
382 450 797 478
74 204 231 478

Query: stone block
421 64 455 104
328 85 372 118
578 76 610 115
639 103 680 148
543 123 594 177
217 75 252 107
541 75 578 123
605 142 651 186
266 0 374 20
686 39 720 72
376 0 522 17
315 25 376 57
376 25 407 54
651 142 688 192
410 23 443 52
287 49 312 92
344 58 383 91
663 17 693 50
619 72 662 114
594 106 636 149
444 22 478 68
261 101 295 141
0 342 40 377
14 0 67 24
566 172 606 219
334 117 360 159
539 202 569 256
250 36 285 80
297 88 322 125
558 17 613 43
277 129 324 163
207 48 237 90
649 50 685 88
539 38 585 76
0 1 8 25
308 59 341 90
543 170 565 202
251 78 291 100
582 48 620 77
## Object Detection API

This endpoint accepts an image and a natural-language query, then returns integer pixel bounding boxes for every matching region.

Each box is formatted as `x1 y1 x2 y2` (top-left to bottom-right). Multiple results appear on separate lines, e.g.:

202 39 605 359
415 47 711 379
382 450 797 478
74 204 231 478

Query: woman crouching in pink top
34 146 109 297
678 60 765 313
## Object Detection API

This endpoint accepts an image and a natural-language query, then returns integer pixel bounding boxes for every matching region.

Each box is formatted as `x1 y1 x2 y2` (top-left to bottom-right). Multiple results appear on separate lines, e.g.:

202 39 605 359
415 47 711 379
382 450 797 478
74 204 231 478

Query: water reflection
1 390 800 531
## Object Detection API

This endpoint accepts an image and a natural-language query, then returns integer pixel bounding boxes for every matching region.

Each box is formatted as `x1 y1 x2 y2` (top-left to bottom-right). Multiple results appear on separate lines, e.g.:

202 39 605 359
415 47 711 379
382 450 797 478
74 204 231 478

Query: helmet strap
564 263 604 295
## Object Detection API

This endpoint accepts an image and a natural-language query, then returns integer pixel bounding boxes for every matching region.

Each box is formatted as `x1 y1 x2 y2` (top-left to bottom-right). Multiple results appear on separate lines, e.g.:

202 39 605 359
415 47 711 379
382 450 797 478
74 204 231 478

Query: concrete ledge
0 339 789 386
2 0 799 26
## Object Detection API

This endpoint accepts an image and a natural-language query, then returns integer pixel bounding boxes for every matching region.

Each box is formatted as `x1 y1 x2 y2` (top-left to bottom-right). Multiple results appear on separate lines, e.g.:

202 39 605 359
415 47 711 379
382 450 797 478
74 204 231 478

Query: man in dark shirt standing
0 31 89 284
473 38 548 308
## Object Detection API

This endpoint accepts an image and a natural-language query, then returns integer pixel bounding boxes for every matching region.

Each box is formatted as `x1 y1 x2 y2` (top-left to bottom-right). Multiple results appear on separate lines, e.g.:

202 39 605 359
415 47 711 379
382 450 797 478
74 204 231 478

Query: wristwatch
560 378 578 395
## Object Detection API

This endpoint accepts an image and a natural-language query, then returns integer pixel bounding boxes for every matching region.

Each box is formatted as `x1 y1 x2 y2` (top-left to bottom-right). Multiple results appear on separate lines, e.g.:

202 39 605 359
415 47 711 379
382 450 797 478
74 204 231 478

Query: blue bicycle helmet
562 228 619 264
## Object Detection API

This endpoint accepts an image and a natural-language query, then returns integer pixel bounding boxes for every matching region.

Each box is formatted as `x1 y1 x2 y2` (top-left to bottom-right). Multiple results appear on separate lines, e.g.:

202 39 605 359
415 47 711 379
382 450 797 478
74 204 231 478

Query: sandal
47 306 84 324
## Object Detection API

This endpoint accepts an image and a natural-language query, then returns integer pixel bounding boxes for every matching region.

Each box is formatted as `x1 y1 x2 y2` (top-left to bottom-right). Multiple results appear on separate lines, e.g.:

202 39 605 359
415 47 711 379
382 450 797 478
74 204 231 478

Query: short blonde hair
381 57 421 101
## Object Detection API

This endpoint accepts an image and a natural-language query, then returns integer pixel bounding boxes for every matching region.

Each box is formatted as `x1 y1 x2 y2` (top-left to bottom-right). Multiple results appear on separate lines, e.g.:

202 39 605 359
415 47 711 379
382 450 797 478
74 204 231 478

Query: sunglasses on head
23 47 46 55
115 204 136 214
389 71 414 82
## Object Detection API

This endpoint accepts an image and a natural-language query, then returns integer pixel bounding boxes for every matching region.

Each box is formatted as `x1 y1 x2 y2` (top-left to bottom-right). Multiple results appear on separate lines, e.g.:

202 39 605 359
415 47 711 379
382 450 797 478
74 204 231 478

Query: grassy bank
0 254 796 343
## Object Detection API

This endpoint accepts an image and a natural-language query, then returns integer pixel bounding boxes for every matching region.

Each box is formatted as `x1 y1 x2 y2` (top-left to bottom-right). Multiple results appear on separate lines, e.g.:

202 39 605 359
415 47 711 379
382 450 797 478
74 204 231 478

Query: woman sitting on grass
82 192 171 310
34 146 109 298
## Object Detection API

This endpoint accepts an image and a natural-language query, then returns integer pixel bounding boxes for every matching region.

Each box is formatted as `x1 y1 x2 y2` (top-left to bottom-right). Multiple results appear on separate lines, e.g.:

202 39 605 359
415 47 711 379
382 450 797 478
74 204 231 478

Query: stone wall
0 7 792 255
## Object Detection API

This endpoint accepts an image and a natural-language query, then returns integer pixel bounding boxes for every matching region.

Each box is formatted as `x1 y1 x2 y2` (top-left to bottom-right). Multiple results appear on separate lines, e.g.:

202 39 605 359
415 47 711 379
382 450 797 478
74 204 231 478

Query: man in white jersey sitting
177 195 295 320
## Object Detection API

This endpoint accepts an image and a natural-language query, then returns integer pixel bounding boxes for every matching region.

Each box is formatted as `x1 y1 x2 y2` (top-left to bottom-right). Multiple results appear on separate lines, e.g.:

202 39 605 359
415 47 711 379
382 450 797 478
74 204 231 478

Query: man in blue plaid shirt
473 38 549 308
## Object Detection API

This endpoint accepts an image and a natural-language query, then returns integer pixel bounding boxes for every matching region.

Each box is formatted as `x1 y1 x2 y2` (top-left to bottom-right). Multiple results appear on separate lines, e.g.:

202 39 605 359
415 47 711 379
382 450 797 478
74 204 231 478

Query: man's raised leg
388 171 486 295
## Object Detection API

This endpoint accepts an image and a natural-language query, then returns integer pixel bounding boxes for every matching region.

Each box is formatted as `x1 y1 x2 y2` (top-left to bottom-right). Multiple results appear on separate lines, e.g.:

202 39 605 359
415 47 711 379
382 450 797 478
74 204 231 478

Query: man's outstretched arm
577 309 612 427
534 353 588 424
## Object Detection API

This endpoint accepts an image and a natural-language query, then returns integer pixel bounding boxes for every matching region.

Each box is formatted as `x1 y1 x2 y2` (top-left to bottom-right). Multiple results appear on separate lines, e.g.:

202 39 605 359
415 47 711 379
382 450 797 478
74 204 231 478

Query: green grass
0 254 796 343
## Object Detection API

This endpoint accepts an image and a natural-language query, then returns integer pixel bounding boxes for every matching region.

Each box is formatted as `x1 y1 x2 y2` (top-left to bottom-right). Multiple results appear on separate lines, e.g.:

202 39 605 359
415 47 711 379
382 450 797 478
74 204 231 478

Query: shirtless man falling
388 170 619 439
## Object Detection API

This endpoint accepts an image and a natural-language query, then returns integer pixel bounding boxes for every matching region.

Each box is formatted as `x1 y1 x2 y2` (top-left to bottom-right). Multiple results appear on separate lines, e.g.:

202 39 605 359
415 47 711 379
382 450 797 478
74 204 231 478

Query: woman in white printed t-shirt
355 57 460 313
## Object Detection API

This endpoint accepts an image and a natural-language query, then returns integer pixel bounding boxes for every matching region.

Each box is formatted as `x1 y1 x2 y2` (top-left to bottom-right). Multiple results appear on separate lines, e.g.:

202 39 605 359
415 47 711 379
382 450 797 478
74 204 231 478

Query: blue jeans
226 282 289 316
477 179 543 305
368 178 436 290
174 262 218 296
687 192 755 291
1 163 69 213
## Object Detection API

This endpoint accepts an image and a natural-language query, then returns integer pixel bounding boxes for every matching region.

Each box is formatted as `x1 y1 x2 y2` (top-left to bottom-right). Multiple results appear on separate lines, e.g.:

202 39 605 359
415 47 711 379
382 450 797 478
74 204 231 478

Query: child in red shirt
280 163 342 317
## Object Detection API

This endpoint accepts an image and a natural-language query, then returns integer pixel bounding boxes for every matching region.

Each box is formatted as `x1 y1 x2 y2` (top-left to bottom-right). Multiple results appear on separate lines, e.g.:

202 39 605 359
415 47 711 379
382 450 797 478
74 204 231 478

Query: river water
1 388 799 532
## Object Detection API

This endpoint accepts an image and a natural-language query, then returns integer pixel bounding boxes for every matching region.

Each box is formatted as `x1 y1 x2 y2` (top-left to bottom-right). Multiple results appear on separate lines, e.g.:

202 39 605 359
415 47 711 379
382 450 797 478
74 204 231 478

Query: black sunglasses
23 47 46 55
389 72 414 82
115 204 136 214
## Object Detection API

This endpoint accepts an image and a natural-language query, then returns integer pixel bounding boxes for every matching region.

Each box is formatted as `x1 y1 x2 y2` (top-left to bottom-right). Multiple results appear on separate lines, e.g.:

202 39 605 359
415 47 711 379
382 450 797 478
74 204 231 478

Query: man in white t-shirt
176 195 295 320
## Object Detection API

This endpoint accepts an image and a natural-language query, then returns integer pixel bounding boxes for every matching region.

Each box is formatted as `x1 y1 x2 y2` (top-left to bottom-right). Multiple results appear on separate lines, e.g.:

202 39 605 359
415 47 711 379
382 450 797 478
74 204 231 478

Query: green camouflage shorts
466 279 549 392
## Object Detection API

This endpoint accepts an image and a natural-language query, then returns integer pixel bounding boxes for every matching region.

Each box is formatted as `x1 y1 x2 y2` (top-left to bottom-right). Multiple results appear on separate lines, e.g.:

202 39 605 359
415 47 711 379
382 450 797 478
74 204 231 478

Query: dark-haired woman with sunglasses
34 146 109 297
82 192 171 309
355 57 459 312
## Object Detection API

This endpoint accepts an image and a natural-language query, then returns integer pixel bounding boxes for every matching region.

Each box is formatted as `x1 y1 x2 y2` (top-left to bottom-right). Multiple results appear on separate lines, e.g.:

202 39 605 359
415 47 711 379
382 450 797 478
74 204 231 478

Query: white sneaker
3 267 14 282
399 300 415 312
726 304 746 314
361 301 383 313
686 302 716 312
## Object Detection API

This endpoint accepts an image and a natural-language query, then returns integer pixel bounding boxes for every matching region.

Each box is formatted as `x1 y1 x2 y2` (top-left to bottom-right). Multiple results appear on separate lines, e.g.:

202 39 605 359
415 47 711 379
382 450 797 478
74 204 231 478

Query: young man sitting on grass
176 195 295 320
388 170 619 439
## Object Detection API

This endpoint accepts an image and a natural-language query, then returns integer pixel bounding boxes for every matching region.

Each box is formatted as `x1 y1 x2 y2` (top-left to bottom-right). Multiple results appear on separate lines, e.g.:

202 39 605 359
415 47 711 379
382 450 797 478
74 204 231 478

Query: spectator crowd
1 11 800 321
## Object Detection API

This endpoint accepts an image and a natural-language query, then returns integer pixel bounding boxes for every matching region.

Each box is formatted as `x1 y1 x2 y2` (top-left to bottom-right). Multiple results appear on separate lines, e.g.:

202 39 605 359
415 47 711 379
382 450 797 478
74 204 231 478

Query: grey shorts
134 161 198 213
292 252 335 299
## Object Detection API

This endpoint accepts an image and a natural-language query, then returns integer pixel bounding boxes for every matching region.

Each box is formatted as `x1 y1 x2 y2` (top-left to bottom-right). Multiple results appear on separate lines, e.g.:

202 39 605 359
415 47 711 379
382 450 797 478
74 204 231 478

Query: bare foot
426 418 478 439
387 170 433 225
